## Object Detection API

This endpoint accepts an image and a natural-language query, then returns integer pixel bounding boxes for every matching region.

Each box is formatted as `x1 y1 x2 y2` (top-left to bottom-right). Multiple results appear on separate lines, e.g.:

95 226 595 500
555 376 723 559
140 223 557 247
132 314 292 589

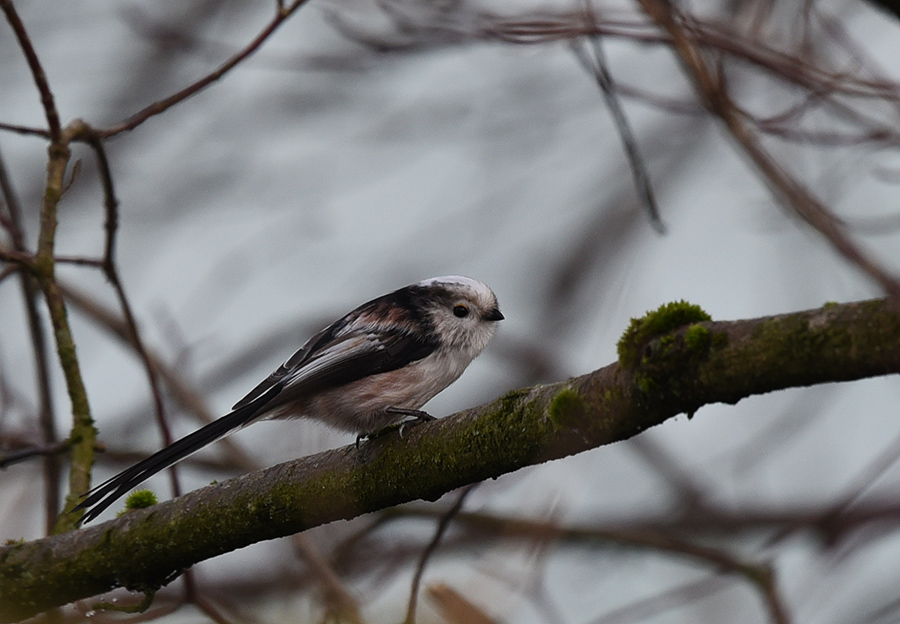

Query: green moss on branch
1 298 899 622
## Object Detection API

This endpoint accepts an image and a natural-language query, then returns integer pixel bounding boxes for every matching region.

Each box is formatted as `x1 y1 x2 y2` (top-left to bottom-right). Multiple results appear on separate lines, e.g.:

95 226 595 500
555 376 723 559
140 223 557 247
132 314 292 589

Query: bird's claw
355 407 435 447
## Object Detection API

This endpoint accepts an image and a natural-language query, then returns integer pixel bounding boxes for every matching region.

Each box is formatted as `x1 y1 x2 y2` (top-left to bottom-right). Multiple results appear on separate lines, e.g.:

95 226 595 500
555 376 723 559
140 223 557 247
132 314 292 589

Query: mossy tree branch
1 298 898 622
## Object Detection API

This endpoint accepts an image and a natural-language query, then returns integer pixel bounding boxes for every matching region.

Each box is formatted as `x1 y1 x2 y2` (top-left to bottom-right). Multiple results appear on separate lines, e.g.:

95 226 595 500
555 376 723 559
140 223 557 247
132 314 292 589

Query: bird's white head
416 275 503 358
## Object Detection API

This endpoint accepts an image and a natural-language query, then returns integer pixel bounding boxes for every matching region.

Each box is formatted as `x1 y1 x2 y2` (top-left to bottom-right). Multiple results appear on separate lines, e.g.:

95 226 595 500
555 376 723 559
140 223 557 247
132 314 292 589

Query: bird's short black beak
486 307 504 321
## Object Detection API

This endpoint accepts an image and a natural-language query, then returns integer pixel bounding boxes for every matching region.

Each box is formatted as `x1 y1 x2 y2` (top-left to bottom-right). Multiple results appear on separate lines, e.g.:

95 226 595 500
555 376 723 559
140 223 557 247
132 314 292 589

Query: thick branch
0 298 897 622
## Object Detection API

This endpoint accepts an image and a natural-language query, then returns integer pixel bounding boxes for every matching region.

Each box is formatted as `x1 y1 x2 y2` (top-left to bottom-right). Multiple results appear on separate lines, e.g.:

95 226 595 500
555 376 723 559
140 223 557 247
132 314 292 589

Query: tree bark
1 298 897 622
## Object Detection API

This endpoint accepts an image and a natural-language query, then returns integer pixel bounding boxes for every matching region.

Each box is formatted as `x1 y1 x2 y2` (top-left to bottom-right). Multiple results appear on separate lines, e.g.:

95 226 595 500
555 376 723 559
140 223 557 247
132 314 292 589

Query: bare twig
291 535 364 623
0 145 62 532
72 121 183 500
630 0 900 298
396 509 791 624
572 14 665 232
427 584 497 624
404 485 477 624
58 282 257 471
0 0 61 141
182 574 234 624
2 0 97 534
585 575 732 624
0 440 70 469
0 121 51 138
97 0 312 139
0 245 36 268
39 137 96 535
52 256 104 267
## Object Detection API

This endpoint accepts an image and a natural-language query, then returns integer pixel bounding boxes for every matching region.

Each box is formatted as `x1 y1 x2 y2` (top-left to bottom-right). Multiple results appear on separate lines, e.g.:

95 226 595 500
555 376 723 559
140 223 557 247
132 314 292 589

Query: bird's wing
233 326 437 410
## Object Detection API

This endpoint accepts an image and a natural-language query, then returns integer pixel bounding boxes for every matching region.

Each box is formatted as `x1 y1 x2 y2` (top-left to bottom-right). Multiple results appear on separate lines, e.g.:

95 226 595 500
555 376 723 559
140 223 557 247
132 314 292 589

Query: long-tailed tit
75 275 503 523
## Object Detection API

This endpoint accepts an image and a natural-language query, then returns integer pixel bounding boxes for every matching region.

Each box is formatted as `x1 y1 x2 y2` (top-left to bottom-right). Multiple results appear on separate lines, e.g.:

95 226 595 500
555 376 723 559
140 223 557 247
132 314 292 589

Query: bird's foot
355 407 435 447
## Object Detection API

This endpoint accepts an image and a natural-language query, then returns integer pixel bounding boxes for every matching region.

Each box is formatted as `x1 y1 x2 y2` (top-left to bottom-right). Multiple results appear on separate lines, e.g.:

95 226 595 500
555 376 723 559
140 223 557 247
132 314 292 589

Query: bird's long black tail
74 389 277 524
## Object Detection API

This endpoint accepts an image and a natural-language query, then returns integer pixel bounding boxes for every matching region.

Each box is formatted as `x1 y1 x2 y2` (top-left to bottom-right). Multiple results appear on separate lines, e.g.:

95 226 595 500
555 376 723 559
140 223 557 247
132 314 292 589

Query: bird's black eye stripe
453 304 469 318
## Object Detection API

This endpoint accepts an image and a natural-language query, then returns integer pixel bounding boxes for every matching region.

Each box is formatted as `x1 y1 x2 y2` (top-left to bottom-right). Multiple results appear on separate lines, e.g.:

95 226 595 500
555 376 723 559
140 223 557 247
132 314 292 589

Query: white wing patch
283 333 380 388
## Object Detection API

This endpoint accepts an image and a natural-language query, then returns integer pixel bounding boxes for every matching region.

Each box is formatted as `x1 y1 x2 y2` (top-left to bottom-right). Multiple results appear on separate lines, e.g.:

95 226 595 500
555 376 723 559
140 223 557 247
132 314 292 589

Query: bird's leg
356 407 436 446
386 406 435 439
384 406 435 423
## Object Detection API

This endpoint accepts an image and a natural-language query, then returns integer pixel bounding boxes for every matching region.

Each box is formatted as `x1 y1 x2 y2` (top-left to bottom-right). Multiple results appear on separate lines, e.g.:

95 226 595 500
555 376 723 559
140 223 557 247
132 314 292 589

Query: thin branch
0 440 70 469
404 485 476 624
0 245 36 268
392 508 790 624
0 144 61 533
572 19 665 232
0 7 94 529
53 255 104 268
20 109 100 536
182 574 234 624
631 0 900 298
74 121 182 500
0 121 51 138
336 9 900 100
41 242 97 536
0 0 62 141
58 282 258 471
426 584 498 624
96 0 312 139
585 575 733 624
328 8 900 158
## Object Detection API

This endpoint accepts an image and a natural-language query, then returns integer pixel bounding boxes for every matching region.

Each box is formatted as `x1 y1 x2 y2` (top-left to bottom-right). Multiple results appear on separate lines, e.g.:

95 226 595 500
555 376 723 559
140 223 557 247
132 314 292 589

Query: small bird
75 275 503 523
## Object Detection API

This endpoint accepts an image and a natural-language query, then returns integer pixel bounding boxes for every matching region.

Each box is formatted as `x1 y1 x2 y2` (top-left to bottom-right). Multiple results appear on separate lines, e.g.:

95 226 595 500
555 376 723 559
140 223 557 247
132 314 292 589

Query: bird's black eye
453 304 469 318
